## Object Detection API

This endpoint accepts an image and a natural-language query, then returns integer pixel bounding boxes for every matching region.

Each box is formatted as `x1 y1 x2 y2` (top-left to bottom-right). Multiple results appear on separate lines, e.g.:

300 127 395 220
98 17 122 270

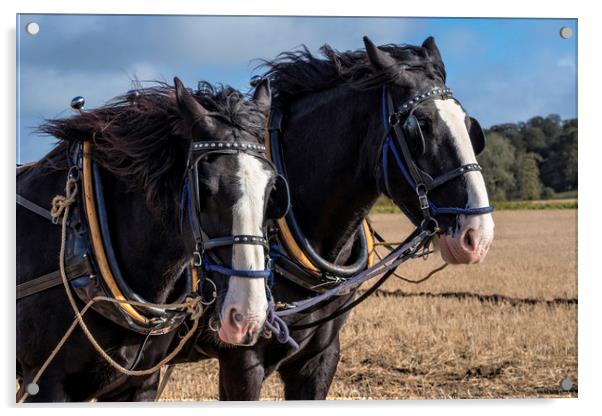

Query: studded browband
191 141 266 152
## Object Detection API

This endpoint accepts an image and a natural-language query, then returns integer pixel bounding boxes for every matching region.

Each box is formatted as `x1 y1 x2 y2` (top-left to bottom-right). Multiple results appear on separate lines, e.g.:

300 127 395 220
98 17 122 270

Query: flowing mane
261 43 446 104
37 82 267 213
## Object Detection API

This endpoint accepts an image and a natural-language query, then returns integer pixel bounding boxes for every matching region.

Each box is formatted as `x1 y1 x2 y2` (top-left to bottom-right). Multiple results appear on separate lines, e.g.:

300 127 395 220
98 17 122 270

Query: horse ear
252 78 272 116
174 76 214 132
422 36 443 64
363 36 397 70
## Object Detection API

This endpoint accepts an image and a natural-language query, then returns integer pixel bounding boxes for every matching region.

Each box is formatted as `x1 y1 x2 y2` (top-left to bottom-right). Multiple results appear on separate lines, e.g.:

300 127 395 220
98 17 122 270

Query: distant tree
490 123 525 153
541 186 556 199
477 132 517 201
541 114 562 139
518 152 543 200
485 115 577 200
523 126 547 152
539 118 578 192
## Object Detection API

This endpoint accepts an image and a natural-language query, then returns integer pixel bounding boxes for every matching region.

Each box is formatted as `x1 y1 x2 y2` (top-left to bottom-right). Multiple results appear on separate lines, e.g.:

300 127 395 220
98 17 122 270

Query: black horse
16 77 280 401
165 36 495 401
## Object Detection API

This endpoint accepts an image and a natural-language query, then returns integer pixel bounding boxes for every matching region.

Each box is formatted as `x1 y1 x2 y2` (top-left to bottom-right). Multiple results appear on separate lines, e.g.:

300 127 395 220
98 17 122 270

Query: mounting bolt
26 383 39 396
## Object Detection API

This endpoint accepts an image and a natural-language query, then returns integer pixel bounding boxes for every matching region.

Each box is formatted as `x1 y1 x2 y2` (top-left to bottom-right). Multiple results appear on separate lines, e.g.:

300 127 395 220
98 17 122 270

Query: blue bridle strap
381 86 494 221
203 255 272 279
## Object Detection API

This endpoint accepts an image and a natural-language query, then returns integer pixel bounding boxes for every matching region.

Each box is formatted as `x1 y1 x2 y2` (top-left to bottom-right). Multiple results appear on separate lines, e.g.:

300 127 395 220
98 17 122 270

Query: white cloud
557 54 576 71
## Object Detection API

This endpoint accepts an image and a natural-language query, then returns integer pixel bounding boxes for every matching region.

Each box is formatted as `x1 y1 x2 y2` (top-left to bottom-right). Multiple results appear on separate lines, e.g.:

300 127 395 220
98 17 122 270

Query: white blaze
434 99 494 245
221 152 270 323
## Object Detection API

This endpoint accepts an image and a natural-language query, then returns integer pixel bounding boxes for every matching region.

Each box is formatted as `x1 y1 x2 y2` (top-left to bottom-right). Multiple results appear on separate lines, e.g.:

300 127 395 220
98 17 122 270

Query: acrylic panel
16 14 577 402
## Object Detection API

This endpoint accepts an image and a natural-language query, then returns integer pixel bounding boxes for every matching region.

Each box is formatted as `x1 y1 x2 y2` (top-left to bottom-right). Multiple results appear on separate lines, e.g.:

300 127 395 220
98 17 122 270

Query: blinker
468 117 485 155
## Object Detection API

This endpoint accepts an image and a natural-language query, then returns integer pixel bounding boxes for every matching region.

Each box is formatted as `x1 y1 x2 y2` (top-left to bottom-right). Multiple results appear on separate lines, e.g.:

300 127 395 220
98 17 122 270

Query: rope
154 365 176 401
18 176 202 403
372 245 447 284
50 178 78 223
264 306 299 349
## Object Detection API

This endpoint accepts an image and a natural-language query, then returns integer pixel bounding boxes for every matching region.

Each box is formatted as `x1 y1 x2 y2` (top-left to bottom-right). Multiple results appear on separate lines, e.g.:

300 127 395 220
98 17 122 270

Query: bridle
181 139 283 292
181 138 299 347
381 85 494 232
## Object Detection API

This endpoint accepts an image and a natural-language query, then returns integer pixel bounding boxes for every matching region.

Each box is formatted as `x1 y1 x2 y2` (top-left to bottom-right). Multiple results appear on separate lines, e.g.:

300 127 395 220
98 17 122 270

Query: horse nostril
462 228 480 252
228 308 245 327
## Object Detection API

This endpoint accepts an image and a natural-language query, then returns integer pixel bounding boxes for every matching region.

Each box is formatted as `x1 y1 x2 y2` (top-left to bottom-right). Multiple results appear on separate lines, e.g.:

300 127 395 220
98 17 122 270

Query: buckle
388 113 400 126
415 184 429 210
193 250 203 267
418 194 429 210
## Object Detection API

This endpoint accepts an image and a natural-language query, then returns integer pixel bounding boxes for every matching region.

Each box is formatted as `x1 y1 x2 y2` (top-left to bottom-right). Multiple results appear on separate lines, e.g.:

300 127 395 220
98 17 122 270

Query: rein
275 229 432 319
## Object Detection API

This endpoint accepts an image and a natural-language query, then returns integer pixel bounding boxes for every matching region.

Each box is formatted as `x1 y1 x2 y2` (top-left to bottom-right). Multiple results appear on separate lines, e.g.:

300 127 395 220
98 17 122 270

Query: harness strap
267 110 374 278
276 229 430 318
16 259 93 300
202 235 269 250
203 255 272 279
81 142 150 325
16 194 55 223
387 94 431 194
427 163 482 190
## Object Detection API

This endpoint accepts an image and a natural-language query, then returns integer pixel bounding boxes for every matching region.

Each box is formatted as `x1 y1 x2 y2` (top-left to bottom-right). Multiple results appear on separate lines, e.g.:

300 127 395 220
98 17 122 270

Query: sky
16 15 577 163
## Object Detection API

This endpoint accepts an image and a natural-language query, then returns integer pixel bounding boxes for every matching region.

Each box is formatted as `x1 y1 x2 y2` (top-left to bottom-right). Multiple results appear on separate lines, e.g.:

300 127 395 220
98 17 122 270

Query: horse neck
102 172 191 303
281 87 383 261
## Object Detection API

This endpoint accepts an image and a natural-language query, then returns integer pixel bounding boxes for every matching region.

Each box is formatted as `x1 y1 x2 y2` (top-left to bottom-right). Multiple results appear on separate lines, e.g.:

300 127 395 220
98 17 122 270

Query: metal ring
208 316 219 332
200 278 217 306
67 165 80 181
262 327 273 340
420 218 440 236
193 251 202 267
415 183 428 196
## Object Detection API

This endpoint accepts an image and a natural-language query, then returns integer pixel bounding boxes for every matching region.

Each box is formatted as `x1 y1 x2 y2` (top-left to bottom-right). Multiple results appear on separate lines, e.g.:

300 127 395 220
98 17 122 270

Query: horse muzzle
436 214 494 264
210 304 266 346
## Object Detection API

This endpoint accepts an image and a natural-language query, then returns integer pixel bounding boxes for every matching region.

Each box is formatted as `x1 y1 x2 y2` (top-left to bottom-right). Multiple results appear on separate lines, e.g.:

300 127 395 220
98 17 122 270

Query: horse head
175 78 288 345
363 36 494 264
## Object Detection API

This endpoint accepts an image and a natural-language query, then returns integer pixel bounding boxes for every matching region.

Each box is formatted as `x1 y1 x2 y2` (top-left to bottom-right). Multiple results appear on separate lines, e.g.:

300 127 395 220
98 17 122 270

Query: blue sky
16 15 577 163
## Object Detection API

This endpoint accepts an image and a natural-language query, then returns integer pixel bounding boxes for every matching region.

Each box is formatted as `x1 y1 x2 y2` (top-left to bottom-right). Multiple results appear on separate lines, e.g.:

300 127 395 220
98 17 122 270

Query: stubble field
161 210 578 401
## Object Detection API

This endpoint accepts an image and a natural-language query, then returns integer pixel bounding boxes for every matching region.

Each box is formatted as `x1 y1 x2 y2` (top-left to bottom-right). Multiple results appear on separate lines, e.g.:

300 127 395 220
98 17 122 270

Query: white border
2 0 599 414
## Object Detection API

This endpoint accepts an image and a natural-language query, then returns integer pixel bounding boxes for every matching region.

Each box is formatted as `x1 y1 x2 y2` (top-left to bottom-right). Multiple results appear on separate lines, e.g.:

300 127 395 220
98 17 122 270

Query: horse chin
217 324 262 346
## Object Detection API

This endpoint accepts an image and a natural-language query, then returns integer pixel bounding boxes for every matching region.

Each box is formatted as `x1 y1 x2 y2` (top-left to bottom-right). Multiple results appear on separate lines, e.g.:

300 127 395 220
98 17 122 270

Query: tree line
477 115 577 201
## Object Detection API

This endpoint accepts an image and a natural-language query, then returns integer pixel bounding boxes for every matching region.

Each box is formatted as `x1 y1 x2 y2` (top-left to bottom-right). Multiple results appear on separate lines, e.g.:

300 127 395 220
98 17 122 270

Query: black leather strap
388 94 433 222
428 163 482 190
16 259 93 300
16 194 55 223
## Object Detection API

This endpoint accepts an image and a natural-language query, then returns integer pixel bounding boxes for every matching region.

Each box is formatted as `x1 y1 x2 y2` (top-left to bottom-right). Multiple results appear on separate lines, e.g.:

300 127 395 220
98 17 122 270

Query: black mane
37 82 266 214
261 43 446 103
